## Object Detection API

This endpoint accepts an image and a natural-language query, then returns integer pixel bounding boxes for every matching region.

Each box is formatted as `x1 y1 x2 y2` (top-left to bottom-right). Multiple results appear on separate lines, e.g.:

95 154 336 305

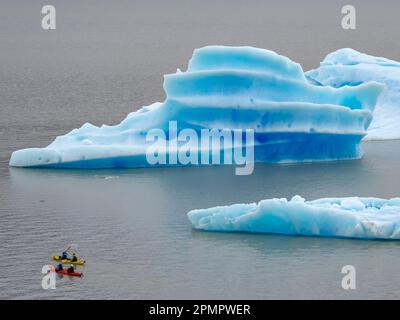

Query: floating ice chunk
10 46 384 168
306 48 400 140
187 196 400 240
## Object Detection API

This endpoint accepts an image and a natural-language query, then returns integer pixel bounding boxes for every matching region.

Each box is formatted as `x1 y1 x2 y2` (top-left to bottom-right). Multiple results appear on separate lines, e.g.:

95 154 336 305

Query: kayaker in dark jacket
61 251 68 260
56 263 63 272
71 253 78 262
67 265 75 273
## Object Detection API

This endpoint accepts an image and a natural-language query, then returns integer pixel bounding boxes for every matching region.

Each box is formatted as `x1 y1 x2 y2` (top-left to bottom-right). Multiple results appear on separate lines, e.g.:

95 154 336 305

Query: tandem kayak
53 255 85 265
55 269 83 277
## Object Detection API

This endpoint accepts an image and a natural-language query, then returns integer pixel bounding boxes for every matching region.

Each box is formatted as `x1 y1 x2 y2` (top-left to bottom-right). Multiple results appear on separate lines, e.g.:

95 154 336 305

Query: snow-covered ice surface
10 46 384 168
306 48 400 140
188 195 400 240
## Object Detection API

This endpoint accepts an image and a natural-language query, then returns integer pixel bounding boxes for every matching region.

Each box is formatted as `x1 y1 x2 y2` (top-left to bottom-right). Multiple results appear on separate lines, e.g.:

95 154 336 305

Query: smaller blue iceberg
307 48 400 140
187 196 400 240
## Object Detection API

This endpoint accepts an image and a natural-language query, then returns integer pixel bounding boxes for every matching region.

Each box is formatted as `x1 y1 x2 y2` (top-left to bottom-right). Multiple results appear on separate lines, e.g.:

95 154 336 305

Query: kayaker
67 264 75 274
56 263 63 272
71 253 78 262
61 251 68 260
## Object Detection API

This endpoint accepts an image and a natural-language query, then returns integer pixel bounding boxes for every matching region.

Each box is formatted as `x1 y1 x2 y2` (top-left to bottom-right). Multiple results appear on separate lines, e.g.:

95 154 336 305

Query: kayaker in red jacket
67 265 75 273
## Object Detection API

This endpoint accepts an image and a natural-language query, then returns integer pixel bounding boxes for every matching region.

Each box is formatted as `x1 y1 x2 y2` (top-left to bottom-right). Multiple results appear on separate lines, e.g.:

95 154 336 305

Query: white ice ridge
306 48 400 140
10 46 384 168
187 196 400 240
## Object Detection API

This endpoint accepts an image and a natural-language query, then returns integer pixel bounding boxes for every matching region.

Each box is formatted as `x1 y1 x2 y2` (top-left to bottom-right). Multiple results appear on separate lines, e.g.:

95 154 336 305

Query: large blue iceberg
187 196 400 240
10 46 384 169
307 48 400 140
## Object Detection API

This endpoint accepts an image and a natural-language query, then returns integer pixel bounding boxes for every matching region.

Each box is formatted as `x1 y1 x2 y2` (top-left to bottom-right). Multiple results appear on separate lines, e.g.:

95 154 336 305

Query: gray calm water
1 0 400 299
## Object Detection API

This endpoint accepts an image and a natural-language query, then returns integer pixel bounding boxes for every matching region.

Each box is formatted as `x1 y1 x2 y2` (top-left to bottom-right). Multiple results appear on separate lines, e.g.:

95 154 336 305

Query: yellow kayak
53 255 85 266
